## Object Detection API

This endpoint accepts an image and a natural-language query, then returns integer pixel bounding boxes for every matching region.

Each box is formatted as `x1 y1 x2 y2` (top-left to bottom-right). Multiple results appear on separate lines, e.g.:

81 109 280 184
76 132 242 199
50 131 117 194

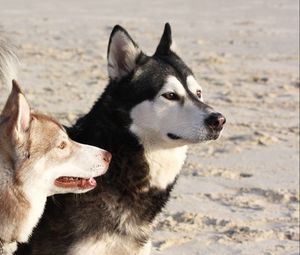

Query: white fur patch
186 75 203 101
18 169 47 242
2 241 17 255
68 235 151 255
68 237 107 255
160 76 186 97
130 75 210 144
144 145 187 189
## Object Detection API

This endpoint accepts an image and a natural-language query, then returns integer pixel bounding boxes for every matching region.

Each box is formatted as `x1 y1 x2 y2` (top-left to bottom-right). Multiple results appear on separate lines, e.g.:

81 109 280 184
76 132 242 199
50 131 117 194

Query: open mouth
55 176 97 190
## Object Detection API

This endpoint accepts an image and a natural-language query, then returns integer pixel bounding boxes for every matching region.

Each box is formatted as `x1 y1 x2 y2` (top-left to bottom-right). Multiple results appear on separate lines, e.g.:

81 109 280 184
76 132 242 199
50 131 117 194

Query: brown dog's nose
205 112 226 131
102 151 112 163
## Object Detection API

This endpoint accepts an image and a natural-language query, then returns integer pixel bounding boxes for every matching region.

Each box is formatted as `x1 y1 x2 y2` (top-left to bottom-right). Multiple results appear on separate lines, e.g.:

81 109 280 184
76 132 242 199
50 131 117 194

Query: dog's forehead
162 76 186 95
153 53 201 90
30 113 66 145
159 53 193 78
163 75 202 96
128 53 201 103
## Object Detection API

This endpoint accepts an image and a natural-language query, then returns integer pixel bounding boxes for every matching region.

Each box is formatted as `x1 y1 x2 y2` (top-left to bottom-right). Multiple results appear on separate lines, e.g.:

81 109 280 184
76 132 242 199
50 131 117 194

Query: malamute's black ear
107 25 141 81
155 23 173 56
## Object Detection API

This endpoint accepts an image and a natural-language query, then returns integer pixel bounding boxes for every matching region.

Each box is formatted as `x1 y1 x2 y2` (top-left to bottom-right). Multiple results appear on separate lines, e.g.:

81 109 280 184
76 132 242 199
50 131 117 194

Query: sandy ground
0 0 299 254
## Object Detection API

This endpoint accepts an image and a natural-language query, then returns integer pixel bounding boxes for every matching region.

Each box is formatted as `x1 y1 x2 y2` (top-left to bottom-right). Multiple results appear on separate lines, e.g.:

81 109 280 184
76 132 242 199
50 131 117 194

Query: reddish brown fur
0 81 71 244
0 186 29 242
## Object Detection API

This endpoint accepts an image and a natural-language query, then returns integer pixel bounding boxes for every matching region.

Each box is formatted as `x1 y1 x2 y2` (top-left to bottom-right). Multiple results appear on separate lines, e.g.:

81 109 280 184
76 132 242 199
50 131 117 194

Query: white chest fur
145 145 187 189
68 145 187 255
17 187 46 243
69 235 151 255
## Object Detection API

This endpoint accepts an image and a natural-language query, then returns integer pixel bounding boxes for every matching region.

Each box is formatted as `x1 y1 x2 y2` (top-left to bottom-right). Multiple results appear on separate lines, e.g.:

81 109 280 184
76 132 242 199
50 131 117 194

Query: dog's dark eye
196 90 202 98
162 92 180 101
58 141 67 150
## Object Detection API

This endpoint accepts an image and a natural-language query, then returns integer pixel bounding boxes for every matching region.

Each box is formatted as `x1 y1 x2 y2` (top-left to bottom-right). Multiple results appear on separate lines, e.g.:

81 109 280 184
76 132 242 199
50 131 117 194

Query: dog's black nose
205 112 226 131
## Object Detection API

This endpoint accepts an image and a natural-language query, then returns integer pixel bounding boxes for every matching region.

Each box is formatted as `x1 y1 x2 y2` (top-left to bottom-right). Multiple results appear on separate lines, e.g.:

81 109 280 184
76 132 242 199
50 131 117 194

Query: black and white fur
19 23 226 255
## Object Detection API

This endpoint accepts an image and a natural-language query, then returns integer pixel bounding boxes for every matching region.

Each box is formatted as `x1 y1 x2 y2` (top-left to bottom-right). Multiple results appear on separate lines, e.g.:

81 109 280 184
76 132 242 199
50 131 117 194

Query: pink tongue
77 178 97 189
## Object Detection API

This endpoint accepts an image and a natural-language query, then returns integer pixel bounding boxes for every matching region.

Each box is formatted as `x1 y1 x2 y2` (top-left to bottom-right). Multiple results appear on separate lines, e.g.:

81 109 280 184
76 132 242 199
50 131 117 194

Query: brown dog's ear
1 80 31 144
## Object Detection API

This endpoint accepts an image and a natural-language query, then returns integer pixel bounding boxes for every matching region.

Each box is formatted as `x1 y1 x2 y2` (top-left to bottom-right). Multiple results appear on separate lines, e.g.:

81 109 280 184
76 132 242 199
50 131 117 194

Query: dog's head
106 23 226 147
0 81 111 196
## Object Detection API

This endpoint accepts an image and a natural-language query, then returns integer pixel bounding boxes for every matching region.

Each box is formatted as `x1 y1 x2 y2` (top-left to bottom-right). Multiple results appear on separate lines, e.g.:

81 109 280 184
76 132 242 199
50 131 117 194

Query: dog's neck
0 156 47 245
0 170 29 244
144 144 187 189
18 180 47 243
130 125 188 190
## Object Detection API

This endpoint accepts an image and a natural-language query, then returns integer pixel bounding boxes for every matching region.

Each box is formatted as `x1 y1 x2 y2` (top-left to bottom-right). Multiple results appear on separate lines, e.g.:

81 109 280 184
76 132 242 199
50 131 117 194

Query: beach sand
0 0 299 254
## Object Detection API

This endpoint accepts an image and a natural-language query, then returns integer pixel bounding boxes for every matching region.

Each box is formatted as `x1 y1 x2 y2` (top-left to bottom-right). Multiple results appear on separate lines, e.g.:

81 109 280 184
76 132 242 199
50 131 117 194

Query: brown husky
0 48 111 254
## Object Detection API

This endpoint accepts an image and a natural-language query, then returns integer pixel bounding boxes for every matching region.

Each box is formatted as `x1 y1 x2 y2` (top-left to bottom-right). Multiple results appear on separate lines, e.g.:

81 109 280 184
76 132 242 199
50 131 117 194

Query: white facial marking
130 75 210 146
187 75 203 101
48 143 109 195
130 75 213 189
160 76 186 97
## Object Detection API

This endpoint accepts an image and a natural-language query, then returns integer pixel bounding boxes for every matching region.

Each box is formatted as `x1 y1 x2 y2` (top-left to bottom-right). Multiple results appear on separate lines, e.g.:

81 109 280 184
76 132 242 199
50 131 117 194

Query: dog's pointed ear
107 25 141 81
1 80 31 143
154 23 174 56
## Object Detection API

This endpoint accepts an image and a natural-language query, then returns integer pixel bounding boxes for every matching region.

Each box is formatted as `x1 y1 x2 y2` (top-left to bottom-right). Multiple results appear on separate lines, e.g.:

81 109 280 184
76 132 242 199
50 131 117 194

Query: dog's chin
167 131 221 144
167 133 203 144
206 131 221 141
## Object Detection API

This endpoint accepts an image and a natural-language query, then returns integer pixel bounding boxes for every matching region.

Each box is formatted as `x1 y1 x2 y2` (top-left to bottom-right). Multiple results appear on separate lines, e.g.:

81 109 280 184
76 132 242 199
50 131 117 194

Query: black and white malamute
20 23 226 255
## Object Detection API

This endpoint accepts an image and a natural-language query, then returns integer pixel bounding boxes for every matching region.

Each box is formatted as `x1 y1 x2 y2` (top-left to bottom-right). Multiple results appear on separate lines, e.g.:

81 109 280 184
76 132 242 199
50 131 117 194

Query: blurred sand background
0 0 299 254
